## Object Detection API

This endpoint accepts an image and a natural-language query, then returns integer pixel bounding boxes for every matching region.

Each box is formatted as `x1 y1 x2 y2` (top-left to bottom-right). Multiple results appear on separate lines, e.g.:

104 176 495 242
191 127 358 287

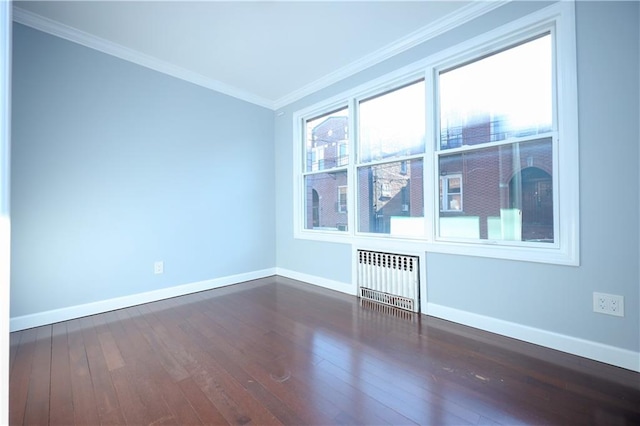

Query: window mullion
425 67 438 241
302 166 349 178
435 131 557 156
348 98 357 234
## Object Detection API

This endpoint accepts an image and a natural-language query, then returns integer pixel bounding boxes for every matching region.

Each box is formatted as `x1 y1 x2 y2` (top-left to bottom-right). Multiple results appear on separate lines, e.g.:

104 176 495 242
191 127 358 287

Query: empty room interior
1 0 639 425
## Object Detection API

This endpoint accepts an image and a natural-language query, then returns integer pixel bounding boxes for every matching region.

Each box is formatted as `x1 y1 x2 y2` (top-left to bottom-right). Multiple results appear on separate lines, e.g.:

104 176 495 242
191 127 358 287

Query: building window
338 185 347 213
440 174 462 212
338 142 348 166
293 2 578 264
310 146 324 171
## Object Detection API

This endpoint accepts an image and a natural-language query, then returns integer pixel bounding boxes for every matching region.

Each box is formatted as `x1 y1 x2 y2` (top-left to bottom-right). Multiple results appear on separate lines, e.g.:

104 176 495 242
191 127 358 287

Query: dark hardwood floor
9 276 640 425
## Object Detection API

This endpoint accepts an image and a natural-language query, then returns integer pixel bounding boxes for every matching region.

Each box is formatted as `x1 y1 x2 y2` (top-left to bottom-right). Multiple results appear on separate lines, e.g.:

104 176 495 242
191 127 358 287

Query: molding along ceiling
13 1 507 110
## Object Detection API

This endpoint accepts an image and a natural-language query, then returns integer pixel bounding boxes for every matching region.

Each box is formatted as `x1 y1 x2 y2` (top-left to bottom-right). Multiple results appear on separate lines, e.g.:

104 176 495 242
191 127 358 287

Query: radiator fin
357 250 419 313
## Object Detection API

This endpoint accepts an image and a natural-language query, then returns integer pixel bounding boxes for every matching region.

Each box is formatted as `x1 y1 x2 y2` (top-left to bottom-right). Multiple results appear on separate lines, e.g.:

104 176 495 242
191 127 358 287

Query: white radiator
357 250 419 312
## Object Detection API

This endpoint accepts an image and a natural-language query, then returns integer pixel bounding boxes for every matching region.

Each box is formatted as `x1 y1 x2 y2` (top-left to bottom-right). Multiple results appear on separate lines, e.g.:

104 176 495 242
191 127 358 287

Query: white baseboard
426 303 640 373
10 268 276 332
276 268 356 296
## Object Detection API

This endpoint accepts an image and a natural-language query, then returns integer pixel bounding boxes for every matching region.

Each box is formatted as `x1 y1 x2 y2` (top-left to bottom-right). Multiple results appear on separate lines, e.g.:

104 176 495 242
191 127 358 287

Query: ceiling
13 1 499 109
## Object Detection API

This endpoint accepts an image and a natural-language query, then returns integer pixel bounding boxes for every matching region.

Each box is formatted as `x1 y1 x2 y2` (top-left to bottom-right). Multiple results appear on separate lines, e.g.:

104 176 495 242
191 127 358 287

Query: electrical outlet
593 292 624 317
154 261 164 275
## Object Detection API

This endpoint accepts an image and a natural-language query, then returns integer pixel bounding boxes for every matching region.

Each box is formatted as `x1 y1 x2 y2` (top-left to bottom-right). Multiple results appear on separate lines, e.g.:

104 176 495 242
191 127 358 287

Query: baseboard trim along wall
9 268 277 332
426 303 640 373
275 268 356 296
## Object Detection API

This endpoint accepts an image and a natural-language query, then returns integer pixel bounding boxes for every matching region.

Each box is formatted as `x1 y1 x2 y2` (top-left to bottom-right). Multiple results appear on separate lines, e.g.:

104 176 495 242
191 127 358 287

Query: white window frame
294 101 352 240
433 31 557 243
292 1 579 265
353 76 427 239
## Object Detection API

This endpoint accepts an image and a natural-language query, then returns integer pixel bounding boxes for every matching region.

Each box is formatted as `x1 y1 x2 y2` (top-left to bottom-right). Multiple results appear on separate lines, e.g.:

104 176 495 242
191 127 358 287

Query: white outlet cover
593 292 624 317
154 261 164 274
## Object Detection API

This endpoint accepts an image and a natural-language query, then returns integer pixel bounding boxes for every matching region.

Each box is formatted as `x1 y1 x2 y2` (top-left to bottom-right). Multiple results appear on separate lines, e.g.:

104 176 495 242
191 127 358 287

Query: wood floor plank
141 301 331 425
110 308 179 426
67 318 101 426
213 287 485 424
106 312 176 426
198 292 424 425
304 358 416 425
129 307 211 426
260 284 560 421
79 316 126 424
318 357 480 425
9 327 38 426
128 307 190 382
178 320 283 425
9 331 20 375
110 365 152 426
184 311 310 425
178 377 229 425
95 322 126 372
9 277 640 425
49 322 75 426
153 375 206 426
23 325 52 426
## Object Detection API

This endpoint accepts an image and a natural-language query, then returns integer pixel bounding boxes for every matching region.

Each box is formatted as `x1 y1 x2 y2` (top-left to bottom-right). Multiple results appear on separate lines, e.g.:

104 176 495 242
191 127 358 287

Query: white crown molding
12 6 276 110
13 3 508 111
273 0 509 109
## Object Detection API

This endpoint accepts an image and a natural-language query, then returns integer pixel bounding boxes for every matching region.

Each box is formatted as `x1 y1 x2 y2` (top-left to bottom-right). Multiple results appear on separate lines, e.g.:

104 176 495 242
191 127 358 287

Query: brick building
307 113 553 241
440 115 553 241
305 116 349 231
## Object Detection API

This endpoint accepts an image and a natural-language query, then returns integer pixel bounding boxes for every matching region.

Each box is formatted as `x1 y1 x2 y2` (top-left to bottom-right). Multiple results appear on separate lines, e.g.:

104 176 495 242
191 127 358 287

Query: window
310 146 324 171
437 34 555 243
338 142 348 166
338 185 347 213
293 2 578 264
440 174 462 212
357 80 426 237
357 159 424 236
302 108 349 232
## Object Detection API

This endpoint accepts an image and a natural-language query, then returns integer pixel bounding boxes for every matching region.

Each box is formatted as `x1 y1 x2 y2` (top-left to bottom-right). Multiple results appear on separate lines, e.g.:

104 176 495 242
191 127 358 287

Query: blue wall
11 23 275 317
275 1 639 363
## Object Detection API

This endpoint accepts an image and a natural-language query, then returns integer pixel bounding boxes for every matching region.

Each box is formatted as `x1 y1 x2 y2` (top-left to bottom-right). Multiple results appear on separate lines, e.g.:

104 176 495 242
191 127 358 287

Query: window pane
440 34 552 150
305 108 349 172
304 171 348 231
359 80 425 162
438 138 553 242
357 159 424 236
